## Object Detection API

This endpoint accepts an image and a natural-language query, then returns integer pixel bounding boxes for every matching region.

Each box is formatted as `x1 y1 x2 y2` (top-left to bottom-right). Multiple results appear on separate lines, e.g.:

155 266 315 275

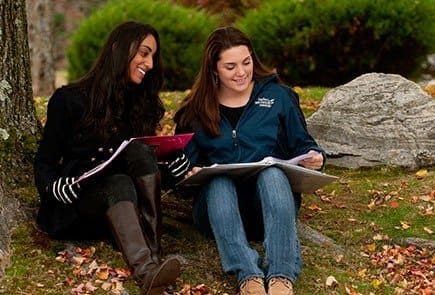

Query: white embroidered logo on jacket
255 97 275 108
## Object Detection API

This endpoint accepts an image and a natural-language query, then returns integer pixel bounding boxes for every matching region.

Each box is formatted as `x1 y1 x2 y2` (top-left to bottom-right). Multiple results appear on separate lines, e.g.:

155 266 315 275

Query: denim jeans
192 166 302 284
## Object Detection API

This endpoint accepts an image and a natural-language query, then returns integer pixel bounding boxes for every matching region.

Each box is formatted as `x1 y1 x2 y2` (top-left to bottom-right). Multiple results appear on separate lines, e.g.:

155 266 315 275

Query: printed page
262 153 313 165
73 139 132 184
178 154 337 193
178 162 267 186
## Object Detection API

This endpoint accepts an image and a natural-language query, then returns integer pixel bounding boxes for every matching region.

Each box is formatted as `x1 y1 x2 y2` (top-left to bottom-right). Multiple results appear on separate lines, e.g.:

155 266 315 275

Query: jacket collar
249 74 280 103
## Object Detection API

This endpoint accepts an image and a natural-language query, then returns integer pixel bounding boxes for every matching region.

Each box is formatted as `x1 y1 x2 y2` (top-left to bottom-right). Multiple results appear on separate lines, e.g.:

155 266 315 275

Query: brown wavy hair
71 21 165 140
174 26 274 137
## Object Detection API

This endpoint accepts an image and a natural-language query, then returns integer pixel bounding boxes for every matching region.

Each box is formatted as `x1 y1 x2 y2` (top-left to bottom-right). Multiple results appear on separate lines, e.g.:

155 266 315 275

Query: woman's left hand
299 150 324 170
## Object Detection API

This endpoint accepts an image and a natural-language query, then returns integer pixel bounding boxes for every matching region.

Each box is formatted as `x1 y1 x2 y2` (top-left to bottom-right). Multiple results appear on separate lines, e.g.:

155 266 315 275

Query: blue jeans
192 167 302 284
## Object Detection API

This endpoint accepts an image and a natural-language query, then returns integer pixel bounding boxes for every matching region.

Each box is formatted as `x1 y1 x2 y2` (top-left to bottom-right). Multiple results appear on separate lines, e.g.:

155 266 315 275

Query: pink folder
137 133 194 159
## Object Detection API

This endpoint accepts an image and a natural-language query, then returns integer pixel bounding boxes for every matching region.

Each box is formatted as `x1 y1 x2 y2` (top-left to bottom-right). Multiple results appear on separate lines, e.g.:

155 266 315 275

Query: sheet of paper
178 154 337 193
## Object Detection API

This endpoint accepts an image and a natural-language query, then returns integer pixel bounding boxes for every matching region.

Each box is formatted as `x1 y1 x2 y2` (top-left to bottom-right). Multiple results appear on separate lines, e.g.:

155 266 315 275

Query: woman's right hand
47 177 81 204
167 151 190 179
186 166 202 178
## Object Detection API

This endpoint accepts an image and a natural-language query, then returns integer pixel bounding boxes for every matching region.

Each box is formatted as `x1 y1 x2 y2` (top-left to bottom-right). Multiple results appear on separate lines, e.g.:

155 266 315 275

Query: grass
1 87 433 295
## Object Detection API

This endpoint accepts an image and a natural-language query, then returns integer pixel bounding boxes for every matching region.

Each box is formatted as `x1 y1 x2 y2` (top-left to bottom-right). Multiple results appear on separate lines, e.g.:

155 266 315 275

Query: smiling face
128 34 157 84
216 45 253 98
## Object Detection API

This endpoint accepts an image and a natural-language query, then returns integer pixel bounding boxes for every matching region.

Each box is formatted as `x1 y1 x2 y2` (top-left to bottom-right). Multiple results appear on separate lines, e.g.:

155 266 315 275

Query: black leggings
61 141 158 239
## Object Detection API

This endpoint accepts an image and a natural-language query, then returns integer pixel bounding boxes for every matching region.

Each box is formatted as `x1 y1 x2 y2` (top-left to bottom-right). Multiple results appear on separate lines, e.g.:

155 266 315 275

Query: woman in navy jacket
34 21 180 294
171 27 325 295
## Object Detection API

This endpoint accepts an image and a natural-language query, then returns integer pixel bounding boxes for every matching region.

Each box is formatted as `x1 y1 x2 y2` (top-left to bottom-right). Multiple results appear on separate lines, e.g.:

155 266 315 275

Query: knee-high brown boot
106 201 180 295
134 173 162 262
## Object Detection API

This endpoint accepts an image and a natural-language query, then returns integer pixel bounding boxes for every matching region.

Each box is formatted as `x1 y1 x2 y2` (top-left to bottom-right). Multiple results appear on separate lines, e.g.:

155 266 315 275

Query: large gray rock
307 73 435 169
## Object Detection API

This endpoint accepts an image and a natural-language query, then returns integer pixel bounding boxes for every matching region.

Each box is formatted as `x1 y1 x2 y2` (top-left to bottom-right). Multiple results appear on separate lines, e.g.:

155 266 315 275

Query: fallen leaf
358 268 367 278
415 169 428 179
400 221 411 230
419 194 433 202
308 203 322 211
325 275 339 287
101 282 112 291
64 277 75 286
96 267 109 280
373 234 389 241
423 227 433 234
390 200 399 208
334 254 344 262
372 278 383 289
111 280 125 291
72 256 86 266
366 243 377 252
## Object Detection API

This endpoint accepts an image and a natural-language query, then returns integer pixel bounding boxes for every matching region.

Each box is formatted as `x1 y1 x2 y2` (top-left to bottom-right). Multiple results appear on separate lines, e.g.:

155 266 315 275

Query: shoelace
240 277 265 294
269 278 293 289
241 278 263 288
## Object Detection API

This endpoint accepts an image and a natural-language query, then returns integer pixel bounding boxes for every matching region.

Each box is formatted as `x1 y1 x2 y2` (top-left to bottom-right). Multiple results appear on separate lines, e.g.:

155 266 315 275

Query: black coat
34 86 134 235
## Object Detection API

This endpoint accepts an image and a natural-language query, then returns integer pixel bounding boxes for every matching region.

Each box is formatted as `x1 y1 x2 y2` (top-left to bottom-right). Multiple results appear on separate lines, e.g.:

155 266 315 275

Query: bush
172 0 260 25
67 0 219 90
236 0 435 86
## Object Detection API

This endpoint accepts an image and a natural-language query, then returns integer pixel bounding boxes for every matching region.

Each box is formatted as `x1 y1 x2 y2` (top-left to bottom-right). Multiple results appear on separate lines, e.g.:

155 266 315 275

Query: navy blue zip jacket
184 75 325 167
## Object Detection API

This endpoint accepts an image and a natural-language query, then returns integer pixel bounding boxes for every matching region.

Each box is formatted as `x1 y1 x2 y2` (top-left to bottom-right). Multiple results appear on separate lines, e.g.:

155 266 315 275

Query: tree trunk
0 0 41 279
26 0 55 96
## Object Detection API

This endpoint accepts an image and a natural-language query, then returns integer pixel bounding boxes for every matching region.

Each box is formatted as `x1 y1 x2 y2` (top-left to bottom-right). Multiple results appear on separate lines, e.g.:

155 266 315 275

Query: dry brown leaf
357 268 367 278
325 275 339 287
64 277 75 286
366 243 377 252
308 203 322 211
423 227 433 234
419 194 433 202
423 84 435 96
390 200 399 208
101 281 112 291
96 267 109 280
373 234 389 241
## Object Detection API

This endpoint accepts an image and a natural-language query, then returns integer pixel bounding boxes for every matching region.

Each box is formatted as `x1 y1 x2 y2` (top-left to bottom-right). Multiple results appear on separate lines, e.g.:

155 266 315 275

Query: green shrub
236 0 435 86
67 0 219 90
172 0 260 25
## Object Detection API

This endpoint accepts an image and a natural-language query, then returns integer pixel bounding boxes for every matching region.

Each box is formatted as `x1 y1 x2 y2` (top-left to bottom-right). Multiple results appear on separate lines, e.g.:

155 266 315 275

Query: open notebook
177 154 338 193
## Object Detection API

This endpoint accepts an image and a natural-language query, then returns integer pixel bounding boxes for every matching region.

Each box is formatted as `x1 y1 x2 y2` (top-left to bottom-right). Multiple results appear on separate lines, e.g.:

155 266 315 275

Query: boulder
307 73 435 169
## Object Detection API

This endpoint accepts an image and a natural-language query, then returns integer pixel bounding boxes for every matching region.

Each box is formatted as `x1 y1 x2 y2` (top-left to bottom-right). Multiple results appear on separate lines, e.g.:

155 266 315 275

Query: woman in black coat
34 21 180 295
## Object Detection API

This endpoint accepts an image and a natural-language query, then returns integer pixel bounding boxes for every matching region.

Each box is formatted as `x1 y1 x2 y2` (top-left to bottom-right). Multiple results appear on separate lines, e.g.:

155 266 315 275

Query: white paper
178 153 337 193
74 139 133 184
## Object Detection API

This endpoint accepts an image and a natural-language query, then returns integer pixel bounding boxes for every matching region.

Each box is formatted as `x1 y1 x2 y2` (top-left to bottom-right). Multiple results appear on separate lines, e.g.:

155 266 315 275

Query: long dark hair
71 21 165 140
175 26 274 137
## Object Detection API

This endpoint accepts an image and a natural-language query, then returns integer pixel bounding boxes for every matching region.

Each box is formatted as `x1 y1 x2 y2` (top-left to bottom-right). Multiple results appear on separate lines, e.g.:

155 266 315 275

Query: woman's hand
47 177 81 204
186 166 202 178
168 151 190 178
299 150 324 170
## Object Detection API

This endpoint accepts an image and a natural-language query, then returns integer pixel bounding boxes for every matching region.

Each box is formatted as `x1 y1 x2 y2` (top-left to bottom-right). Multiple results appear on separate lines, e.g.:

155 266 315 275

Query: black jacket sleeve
34 87 78 196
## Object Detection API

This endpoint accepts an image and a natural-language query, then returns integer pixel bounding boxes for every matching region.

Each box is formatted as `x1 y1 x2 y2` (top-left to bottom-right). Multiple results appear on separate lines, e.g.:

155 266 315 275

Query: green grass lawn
1 88 433 295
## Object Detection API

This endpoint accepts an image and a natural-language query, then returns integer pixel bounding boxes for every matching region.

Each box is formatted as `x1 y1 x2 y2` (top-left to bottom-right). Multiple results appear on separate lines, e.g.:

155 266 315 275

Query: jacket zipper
232 129 237 146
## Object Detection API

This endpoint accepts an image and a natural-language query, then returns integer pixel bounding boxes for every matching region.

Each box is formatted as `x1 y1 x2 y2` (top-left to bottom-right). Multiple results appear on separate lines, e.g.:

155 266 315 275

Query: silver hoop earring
214 75 219 86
